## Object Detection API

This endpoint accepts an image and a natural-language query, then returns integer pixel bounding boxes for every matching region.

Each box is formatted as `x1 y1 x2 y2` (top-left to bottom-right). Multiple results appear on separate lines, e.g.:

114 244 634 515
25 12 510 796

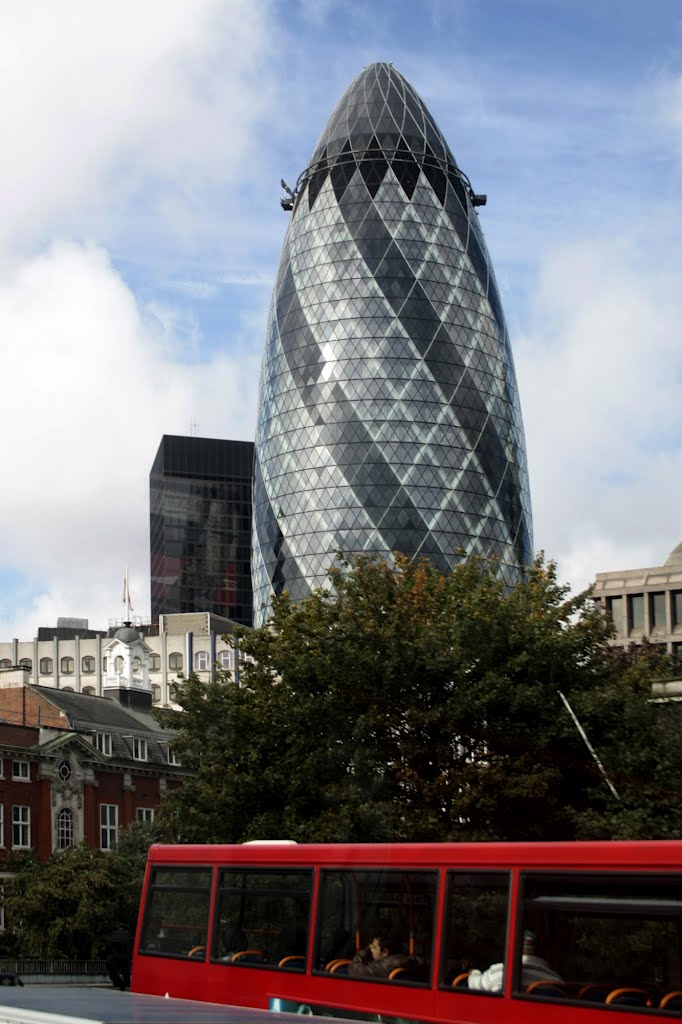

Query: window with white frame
56 808 74 849
114 656 123 673
194 650 209 671
95 732 112 757
136 807 155 823
12 806 30 848
132 738 148 761
168 747 181 766
132 656 141 672
12 760 29 781
217 649 231 670
100 804 118 850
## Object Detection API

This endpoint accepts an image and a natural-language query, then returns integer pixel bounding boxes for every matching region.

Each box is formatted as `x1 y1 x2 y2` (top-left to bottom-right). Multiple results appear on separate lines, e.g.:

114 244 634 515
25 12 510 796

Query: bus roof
145 839 682 871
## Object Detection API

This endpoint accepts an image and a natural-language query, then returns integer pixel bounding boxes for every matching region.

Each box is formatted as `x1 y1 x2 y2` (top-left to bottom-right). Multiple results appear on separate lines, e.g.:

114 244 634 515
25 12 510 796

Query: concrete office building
253 63 532 624
593 542 682 659
150 436 254 627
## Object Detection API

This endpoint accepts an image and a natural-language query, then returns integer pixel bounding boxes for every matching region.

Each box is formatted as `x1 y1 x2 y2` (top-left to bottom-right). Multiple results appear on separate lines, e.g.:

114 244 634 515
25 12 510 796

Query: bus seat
230 949 267 964
605 988 652 1007
526 980 567 997
278 955 305 969
660 991 682 1010
328 959 352 974
388 967 406 980
578 983 613 1002
187 946 205 959
451 972 470 988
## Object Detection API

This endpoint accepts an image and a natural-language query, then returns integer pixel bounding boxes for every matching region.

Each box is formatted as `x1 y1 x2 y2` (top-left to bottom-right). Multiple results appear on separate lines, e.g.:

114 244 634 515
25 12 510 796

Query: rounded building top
114 626 140 644
665 542 682 566
309 62 458 172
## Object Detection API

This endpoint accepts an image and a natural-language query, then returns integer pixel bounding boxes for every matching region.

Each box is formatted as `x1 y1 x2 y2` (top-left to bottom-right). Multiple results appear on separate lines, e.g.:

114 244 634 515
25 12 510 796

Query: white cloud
516 214 682 594
0 240 260 638
0 0 274 260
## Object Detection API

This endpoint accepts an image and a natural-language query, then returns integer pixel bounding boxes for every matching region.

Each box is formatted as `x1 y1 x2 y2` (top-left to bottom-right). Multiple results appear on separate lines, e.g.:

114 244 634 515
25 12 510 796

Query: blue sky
2 0 682 638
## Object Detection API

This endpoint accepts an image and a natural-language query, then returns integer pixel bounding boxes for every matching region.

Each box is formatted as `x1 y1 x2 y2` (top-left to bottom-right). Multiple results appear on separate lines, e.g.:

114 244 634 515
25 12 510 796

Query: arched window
149 653 161 671
60 657 74 674
114 656 123 673
217 650 231 670
82 656 95 673
40 657 53 675
194 650 209 671
82 686 96 695
168 652 183 671
19 658 32 671
132 656 141 672
0 659 11 669
56 808 74 850
151 684 161 703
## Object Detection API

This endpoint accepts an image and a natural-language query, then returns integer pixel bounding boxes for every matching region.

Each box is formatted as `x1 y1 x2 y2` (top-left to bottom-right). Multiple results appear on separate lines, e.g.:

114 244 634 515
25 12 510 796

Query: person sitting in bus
467 931 562 993
219 925 248 960
349 932 413 979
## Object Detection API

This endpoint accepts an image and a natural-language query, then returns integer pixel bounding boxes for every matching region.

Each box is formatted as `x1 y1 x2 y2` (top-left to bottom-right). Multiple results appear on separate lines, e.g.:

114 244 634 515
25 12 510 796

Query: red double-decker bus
132 840 682 1022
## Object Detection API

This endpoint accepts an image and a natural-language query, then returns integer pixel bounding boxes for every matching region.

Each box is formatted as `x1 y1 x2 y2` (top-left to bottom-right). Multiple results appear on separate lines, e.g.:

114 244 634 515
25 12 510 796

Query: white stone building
0 612 249 709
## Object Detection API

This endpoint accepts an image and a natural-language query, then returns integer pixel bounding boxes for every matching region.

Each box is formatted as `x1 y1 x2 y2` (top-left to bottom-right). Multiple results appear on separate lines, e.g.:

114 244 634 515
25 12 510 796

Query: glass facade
150 435 254 626
253 63 533 624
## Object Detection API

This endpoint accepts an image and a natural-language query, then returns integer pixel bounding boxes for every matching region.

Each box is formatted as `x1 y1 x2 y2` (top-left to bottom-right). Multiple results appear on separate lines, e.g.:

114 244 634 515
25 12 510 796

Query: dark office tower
150 436 254 626
253 63 533 625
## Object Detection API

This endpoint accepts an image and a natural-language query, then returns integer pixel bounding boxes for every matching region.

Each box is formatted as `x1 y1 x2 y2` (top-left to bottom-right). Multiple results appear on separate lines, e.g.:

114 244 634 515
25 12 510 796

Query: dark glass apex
310 63 459 172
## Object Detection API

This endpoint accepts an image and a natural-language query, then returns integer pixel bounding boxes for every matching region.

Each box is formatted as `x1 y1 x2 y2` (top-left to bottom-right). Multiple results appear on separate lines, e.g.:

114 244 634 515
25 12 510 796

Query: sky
2 0 682 638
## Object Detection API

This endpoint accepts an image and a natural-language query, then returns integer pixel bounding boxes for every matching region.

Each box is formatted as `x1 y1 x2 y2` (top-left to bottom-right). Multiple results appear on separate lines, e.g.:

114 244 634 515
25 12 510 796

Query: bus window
440 872 509 990
211 868 312 968
139 867 212 958
519 873 682 1005
315 869 437 982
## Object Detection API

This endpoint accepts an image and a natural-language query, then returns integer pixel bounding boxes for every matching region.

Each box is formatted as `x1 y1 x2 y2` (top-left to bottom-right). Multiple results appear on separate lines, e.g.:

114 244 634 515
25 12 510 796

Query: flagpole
123 565 134 622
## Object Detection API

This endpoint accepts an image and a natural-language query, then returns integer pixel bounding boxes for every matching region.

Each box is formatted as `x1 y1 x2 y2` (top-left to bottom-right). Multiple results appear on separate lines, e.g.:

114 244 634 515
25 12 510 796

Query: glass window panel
628 594 644 633
650 592 666 631
212 869 312 969
441 872 509 991
674 592 682 628
607 596 624 635
140 868 213 957
315 869 436 983
520 873 682 1003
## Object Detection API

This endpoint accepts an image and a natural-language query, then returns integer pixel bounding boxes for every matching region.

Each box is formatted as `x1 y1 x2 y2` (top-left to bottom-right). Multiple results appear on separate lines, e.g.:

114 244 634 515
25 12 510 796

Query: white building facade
0 612 248 708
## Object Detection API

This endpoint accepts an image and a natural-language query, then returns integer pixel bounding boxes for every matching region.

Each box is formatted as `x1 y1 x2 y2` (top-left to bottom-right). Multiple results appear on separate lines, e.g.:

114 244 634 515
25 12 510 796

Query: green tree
1 821 161 958
158 553 682 843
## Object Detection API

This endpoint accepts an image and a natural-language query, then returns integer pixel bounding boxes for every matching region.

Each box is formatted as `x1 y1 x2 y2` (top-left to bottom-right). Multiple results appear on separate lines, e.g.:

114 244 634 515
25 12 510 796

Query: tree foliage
1 822 162 958
158 554 682 844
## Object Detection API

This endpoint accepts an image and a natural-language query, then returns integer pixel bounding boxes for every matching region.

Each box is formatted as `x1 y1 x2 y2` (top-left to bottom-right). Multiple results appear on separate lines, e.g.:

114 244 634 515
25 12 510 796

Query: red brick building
0 659 188 865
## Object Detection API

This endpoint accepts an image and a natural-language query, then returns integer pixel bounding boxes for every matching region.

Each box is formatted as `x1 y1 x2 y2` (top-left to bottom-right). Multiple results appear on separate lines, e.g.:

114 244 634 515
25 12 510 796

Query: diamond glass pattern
253 63 533 625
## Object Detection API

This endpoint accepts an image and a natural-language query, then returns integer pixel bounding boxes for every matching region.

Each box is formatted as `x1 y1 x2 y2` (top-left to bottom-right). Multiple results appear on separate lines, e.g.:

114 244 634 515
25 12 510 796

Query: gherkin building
252 63 533 625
